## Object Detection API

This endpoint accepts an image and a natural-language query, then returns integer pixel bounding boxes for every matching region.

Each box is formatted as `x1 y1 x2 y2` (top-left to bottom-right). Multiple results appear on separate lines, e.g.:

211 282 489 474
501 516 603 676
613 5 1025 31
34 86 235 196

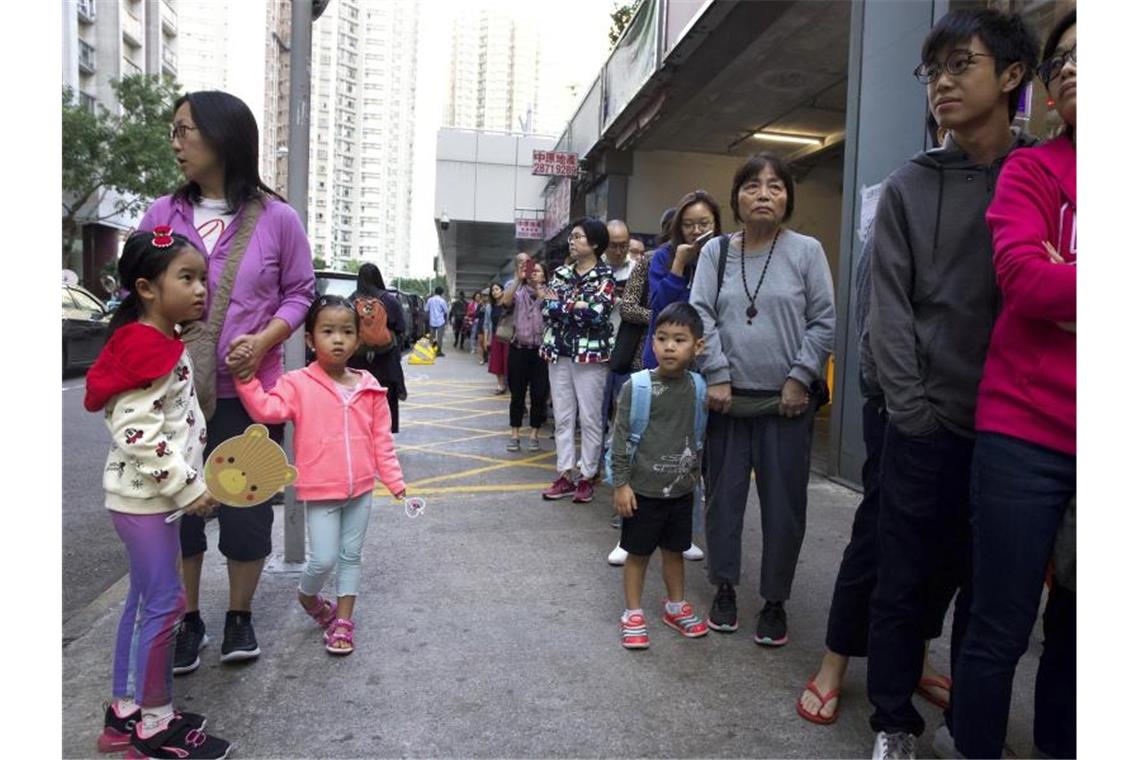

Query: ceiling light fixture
752 132 824 146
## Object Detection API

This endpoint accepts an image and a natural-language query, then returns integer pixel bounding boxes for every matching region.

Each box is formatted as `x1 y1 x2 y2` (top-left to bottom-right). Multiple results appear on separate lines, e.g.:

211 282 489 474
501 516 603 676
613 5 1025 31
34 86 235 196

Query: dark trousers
951 433 1076 759
507 344 549 429
704 410 813 602
868 423 973 737
826 399 958 657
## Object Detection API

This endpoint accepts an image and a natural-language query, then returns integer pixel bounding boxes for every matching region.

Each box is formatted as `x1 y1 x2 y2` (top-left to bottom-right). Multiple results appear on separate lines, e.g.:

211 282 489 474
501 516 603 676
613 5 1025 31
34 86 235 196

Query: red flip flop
915 674 953 711
796 679 840 726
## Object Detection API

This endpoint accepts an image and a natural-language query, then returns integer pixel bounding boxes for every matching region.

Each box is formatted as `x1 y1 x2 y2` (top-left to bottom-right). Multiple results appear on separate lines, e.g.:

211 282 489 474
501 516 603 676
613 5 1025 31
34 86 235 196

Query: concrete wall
434 129 556 223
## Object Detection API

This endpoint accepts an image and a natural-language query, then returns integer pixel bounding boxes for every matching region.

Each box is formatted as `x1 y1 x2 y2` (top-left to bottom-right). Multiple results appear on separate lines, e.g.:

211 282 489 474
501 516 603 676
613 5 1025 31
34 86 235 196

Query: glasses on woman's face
681 219 714 232
913 49 996 84
169 123 199 142
567 232 587 244
1037 45 1076 84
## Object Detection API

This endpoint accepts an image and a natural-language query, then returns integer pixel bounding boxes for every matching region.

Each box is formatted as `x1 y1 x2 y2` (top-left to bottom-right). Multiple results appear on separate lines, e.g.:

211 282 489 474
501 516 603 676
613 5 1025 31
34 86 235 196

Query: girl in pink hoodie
950 10 1076 759
228 295 407 655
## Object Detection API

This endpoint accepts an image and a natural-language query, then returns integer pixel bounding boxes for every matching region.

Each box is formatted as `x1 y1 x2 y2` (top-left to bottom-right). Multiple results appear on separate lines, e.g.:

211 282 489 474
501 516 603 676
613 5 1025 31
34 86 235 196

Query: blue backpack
604 369 708 486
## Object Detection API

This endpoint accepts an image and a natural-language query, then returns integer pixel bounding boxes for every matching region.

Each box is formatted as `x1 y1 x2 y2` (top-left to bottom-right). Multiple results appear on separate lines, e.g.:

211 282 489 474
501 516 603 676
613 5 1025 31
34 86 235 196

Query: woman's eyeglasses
913 50 996 84
681 220 714 232
1037 45 1075 84
169 124 199 141
567 232 587 243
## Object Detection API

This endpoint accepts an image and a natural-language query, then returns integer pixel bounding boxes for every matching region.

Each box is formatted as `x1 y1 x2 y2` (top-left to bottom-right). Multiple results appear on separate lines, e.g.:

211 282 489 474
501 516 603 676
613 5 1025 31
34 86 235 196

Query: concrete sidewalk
63 347 1043 758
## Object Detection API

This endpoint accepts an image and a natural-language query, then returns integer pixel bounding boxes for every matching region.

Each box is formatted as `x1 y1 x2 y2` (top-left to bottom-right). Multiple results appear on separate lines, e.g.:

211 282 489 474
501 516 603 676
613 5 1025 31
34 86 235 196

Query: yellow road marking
375 482 557 497
404 450 554 488
400 421 503 436
395 444 553 470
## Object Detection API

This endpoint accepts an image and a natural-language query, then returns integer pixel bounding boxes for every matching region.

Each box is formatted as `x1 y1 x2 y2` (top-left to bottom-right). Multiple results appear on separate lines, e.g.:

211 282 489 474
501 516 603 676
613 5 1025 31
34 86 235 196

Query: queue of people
83 6 1076 757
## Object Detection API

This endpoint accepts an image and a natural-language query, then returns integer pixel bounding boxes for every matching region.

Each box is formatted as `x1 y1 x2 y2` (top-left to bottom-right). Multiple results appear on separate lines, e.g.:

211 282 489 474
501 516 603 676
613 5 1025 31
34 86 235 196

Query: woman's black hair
1041 9 1076 73
920 9 1041 121
356 262 387 297
304 294 359 334
657 208 677 246
571 217 610 256
107 230 202 337
729 153 796 224
655 301 704 340
171 90 284 214
668 190 723 251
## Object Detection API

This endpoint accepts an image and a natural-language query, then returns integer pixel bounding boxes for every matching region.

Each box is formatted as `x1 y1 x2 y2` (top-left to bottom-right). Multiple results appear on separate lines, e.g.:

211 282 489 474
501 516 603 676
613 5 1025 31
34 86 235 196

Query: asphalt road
62 371 129 624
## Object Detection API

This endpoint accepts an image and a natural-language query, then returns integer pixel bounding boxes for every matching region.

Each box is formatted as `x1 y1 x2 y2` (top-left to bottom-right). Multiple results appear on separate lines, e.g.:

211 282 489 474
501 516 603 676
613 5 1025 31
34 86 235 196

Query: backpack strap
689 371 708 452
713 234 730 311
626 370 653 461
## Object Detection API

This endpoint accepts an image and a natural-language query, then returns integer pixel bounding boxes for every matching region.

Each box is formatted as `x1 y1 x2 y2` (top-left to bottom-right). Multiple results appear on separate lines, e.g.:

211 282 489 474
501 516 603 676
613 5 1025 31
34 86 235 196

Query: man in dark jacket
865 9 1040 759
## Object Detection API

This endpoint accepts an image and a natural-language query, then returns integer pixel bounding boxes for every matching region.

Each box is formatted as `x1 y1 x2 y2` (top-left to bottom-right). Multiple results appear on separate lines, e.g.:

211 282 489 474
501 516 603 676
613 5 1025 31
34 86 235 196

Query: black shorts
179 397 284 561
620 492 694 556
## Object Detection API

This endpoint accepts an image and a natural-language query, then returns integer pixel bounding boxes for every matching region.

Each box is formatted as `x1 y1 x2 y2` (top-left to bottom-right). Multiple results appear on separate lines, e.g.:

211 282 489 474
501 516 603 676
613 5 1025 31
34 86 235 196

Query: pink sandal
301 595 336 629
324 618 355 655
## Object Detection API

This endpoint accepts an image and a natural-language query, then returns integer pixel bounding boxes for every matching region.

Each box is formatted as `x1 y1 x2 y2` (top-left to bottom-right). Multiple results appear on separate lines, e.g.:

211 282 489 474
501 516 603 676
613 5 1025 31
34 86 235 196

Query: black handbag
609 320 645 374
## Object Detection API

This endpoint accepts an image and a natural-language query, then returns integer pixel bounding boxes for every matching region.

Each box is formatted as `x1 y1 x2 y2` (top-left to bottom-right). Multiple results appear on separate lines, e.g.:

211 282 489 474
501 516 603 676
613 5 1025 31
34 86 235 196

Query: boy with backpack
608 302 709 650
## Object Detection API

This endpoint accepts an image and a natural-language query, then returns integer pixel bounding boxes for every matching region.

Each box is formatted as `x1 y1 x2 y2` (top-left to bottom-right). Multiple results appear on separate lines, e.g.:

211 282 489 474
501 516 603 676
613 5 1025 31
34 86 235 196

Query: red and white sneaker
662 601 709 638
620 612 650 650
572 478 595 503
542 475 577 500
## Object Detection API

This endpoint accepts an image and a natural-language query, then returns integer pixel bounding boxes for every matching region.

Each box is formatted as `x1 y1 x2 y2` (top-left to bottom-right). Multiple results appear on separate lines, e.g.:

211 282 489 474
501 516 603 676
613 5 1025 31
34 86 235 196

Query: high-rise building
445 5 545 134
62 0 179 282
263 0 420 276
174 0 229 94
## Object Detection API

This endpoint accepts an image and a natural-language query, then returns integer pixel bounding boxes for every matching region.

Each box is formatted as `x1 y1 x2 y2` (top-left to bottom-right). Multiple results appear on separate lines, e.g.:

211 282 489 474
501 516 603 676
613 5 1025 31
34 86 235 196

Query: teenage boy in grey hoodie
865 10 1039 760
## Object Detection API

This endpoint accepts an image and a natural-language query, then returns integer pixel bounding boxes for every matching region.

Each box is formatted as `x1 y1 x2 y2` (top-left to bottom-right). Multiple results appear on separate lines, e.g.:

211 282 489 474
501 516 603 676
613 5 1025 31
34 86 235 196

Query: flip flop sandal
324 618 355 655
795 679 840 726
915 674 953 711
302 595 336 629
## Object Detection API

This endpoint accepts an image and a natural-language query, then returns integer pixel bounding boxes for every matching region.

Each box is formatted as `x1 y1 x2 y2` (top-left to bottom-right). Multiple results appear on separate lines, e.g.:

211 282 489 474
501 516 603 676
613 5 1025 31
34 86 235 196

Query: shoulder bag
181 198 264 420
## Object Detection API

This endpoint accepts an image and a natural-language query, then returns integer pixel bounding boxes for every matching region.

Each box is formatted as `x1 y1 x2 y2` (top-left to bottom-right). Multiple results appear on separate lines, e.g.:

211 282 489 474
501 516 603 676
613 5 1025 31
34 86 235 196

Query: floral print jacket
540 261 615 363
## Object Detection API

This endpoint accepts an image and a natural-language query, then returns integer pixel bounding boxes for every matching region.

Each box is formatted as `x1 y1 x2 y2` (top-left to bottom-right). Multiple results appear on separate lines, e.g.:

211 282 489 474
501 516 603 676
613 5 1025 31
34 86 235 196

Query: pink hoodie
235 363 406 501
976 135 1076 455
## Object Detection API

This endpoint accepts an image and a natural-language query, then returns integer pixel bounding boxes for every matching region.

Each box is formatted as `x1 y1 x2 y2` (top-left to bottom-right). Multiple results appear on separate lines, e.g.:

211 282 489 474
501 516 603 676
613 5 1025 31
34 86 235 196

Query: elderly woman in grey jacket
690 153 835 647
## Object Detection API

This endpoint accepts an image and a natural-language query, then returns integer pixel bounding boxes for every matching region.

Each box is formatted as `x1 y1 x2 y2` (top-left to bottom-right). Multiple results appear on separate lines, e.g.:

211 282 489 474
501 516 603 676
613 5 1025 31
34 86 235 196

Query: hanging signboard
543 177 572 240
515 217 544 240
532 150 578 177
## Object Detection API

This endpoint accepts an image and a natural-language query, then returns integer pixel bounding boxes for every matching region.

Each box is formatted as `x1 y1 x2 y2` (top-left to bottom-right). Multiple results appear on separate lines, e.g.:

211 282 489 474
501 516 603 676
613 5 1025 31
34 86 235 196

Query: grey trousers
704 410 814 601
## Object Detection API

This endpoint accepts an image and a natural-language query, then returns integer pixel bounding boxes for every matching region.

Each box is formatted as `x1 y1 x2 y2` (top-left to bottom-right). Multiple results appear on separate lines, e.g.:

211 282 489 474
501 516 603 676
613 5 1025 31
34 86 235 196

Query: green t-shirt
610 370 701 499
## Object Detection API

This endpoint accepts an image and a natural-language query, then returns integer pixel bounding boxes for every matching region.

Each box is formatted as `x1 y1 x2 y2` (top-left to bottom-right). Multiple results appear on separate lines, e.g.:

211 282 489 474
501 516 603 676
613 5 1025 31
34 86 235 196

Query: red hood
84 322 186 412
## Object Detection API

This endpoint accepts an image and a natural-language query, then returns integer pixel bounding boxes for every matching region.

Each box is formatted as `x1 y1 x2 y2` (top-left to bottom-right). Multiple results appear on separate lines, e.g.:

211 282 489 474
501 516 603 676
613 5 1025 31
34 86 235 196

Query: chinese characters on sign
515 217 544 240
532 150 579 177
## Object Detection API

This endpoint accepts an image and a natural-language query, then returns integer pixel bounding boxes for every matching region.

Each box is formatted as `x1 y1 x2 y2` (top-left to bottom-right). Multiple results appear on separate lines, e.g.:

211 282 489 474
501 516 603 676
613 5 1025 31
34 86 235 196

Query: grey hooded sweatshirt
869 130 1036 438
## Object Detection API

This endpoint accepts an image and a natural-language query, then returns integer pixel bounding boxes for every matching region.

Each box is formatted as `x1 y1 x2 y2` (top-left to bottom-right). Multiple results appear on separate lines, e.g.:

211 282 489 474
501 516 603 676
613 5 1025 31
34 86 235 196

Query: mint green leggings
299 492 373 598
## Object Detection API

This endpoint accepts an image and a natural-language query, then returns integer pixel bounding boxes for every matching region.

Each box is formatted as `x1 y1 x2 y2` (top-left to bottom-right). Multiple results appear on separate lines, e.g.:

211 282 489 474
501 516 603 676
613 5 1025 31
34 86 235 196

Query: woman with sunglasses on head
540 218 616 504
137 90 315 673
948 11 1076 759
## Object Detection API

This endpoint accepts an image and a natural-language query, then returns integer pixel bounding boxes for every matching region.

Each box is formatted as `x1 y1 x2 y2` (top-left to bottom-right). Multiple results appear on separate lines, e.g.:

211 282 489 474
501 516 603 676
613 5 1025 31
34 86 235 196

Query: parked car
62 284 112 374
312 270 415 350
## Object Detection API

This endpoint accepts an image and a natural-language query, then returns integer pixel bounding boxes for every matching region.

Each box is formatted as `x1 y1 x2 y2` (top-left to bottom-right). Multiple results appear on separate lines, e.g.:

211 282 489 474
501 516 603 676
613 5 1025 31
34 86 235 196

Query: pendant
746 305 758 319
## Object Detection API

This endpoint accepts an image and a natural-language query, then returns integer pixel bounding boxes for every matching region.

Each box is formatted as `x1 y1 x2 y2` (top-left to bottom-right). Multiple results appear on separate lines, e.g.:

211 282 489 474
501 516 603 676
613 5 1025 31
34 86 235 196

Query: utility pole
282 0 329 564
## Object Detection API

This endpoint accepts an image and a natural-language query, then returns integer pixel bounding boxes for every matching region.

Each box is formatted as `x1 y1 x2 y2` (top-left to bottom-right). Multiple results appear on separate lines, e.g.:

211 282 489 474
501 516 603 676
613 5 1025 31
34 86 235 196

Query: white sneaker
607 543 627 566
931 724 963 759
872 731 917 760
682 544 704 561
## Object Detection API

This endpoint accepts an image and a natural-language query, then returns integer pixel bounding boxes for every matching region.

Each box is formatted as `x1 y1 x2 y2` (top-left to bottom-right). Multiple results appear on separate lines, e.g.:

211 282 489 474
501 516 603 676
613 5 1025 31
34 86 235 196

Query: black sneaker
173 616 209 675
220 611 261 663
99 705 206 753
707 582 738 632
754 600 788 646
126 715 232 759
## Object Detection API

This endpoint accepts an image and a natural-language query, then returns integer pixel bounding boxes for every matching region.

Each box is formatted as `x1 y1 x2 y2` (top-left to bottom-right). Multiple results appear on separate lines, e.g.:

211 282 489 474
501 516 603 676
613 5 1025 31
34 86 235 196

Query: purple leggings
111 511 186 707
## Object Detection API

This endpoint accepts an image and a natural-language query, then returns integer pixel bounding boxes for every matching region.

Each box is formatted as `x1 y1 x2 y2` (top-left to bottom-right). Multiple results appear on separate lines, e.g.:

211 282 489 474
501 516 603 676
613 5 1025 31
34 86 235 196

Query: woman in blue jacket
643 190 724 369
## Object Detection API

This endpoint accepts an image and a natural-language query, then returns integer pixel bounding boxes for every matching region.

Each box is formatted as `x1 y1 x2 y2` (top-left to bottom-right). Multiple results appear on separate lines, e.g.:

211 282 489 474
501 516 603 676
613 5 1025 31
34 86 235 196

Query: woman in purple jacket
642 190 724 369
138 90 315 671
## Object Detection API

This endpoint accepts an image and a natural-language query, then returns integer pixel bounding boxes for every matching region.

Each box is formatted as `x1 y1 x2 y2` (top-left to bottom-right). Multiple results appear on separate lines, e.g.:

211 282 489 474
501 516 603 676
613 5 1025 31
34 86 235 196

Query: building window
78 40 96 73
79 91 96 113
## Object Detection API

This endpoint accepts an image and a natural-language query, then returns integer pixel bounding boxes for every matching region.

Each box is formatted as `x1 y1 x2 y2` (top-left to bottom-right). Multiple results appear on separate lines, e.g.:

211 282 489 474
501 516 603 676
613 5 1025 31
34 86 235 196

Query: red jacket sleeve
986 153 1076 322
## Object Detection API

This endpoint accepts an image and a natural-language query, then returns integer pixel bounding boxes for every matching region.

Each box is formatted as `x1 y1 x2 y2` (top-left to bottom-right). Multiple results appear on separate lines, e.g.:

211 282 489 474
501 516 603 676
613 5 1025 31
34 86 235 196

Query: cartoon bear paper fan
205 424 297 507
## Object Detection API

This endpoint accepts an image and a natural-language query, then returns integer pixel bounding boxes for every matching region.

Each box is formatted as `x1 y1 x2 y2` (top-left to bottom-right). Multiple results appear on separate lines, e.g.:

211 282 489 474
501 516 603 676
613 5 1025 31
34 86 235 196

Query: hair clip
152 226 175 249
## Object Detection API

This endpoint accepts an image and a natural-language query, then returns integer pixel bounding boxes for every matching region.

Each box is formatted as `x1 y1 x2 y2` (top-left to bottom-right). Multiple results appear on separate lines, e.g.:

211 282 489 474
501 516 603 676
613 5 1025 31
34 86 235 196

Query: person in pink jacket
948 10 1076 759
228 295 407 656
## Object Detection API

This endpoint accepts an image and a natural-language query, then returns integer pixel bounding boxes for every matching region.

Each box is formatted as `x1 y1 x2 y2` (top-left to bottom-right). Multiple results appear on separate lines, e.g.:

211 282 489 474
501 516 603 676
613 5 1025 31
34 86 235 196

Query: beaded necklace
740 226 781 324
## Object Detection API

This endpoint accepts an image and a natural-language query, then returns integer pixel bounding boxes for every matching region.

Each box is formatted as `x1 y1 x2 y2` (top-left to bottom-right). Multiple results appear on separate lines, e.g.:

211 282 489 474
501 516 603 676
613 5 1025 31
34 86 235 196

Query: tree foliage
62 75 184 263
312 256 328 270
608 1 639 47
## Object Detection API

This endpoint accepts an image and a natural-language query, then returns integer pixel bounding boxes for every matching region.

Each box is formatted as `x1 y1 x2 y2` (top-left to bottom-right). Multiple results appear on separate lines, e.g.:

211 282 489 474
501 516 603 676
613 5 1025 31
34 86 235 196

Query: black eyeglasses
1037 45 1076 84
914 50 997 84
169 123 199 141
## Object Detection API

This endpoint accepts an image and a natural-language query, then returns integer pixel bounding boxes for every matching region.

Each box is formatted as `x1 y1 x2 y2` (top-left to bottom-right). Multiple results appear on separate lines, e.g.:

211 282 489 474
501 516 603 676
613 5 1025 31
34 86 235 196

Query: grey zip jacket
870 130 1036 437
